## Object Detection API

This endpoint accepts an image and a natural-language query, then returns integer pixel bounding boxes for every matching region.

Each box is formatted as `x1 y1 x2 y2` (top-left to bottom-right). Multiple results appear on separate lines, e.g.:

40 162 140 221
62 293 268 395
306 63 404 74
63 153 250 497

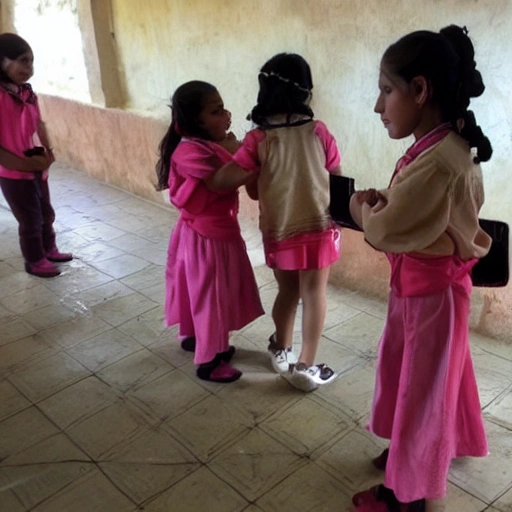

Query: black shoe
180 337 196 352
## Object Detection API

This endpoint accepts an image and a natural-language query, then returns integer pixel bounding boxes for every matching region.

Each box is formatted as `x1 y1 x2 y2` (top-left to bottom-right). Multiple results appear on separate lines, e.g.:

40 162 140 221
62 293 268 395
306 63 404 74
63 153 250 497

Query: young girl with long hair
0 33 72 277
156 80 263 383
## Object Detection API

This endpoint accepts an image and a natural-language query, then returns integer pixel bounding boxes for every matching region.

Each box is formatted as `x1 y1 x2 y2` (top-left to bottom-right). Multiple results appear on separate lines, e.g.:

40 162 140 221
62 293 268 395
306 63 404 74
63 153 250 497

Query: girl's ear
411 76 430 107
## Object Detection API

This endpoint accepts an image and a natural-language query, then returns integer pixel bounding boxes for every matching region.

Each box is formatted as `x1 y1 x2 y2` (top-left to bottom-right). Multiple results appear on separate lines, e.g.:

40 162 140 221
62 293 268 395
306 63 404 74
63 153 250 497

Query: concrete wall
4 0 512 339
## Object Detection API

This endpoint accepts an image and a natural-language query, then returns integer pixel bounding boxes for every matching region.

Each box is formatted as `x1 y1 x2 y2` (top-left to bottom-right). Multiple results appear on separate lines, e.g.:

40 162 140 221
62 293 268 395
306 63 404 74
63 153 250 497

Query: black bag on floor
471 219 509 287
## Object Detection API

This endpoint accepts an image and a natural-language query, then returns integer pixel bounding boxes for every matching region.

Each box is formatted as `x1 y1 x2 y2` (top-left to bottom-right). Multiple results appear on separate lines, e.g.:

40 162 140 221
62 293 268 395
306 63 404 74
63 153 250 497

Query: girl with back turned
208 53 343 392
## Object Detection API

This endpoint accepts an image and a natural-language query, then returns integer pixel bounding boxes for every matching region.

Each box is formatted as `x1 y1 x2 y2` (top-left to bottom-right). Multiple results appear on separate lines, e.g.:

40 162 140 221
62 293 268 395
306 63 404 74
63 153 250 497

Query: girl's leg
0 177 46 262
272 269 300 349
425 500 446 512
298 266 330 366
176 273 196 351
39 180 73 261
38 179 56 252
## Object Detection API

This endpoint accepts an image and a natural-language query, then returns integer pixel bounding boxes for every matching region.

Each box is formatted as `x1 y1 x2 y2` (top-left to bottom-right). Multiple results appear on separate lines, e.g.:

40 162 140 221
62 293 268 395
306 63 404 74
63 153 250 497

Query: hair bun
440 25 484 99
467 68 485 97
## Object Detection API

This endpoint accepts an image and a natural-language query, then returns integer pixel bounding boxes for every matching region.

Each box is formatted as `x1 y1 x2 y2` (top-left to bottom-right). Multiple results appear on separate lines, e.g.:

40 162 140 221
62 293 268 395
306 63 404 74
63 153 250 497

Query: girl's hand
245 172 259 200
24 151 53 171
355 189 378 206
355 189 387 209
46 149 56 165
218 132 242 154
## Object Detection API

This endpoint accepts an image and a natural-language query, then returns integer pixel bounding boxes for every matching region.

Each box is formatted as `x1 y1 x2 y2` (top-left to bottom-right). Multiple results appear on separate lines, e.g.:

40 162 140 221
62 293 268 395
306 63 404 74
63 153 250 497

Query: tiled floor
0 164 511 512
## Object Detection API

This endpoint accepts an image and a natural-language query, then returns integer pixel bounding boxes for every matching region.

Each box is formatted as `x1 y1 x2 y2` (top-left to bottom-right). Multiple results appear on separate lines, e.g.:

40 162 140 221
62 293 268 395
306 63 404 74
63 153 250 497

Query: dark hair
155 80 218 191
249 53 314 127
382 25 492 162
0 33 32 83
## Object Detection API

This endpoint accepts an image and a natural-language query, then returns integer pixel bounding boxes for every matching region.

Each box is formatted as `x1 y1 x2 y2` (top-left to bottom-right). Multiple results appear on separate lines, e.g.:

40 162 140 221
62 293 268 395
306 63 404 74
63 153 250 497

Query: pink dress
0 83 48 180
364 127 488 502
165 138 264 365
233 120 341 270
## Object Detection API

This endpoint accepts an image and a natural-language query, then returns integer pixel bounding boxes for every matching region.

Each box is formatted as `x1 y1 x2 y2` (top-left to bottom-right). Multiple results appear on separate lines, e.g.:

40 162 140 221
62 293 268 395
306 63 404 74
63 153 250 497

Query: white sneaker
268 334 298 374
287 362 337 392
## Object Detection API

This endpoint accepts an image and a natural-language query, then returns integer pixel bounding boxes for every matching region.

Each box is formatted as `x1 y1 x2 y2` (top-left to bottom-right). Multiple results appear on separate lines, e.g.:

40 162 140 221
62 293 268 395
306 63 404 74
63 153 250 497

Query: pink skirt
165 218 264 364
264 227 340 270
368 271 488 502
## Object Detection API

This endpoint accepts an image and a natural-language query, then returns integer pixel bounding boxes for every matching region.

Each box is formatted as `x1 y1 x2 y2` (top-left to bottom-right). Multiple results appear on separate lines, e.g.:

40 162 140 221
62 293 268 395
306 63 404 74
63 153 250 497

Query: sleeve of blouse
232 129 266 171
362 161 453 253
168 141 222 213
0 91 8 142
314 120 341 171
175 140 222 180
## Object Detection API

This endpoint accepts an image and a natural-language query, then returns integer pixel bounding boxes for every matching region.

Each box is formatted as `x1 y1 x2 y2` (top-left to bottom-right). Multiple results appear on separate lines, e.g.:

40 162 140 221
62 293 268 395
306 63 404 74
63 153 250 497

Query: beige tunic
350 132 491 259
258 121 332 241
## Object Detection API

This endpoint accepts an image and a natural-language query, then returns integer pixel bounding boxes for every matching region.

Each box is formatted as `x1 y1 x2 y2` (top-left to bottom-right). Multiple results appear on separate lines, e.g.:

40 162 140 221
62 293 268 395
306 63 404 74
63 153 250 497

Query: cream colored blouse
350 132 491 259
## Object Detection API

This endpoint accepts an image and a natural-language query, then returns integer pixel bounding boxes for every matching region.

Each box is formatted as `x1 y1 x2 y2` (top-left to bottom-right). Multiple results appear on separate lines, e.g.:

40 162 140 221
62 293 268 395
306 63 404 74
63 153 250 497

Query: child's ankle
268 333 292 350
425 499 446 512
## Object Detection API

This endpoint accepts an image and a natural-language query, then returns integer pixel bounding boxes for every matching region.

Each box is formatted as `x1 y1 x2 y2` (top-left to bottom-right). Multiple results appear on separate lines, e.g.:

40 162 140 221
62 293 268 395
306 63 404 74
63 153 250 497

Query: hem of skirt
165 311 264 333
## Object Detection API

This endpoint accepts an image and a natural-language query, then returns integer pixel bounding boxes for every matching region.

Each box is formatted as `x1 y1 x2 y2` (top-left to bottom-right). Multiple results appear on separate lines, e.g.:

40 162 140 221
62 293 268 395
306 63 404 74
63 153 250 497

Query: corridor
0 165 511 512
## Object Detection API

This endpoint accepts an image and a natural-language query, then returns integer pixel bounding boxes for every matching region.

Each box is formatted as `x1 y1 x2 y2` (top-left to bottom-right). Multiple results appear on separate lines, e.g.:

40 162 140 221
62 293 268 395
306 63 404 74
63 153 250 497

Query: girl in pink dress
208 54 342 392
0 33 72 278
155 80 264 383
349 25 492 512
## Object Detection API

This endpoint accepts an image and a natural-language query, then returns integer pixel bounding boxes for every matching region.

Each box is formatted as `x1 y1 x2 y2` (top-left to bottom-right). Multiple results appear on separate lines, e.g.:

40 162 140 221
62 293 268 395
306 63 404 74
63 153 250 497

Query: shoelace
304 364 334 380
274 349 288 362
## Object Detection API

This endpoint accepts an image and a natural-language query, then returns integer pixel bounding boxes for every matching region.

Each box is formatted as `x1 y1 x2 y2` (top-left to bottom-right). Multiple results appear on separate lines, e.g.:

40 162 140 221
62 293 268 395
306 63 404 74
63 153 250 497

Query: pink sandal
352 485 425 512
46 248 73 262
180 338 236 362
196 361 242 383
352 501 389 512
25 258 60 278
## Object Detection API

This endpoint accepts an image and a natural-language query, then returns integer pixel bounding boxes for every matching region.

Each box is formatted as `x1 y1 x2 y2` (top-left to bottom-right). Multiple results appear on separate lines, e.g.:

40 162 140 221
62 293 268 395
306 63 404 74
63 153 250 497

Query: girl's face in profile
198 91 231 142
374 64 422 140
2 51 34 85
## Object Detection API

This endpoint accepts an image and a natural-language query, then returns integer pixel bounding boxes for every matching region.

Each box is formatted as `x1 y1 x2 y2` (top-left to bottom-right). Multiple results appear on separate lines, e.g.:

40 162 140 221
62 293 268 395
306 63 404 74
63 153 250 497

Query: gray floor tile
0 166 510 511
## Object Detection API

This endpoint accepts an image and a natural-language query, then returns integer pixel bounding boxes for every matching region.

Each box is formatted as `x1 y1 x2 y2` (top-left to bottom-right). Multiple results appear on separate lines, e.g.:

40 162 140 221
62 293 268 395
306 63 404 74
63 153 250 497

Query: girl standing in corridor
349 25 492 512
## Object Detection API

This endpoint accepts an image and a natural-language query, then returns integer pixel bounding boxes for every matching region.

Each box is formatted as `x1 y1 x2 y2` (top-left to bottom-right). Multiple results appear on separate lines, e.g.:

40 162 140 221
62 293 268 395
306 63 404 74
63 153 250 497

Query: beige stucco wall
6 0 512 339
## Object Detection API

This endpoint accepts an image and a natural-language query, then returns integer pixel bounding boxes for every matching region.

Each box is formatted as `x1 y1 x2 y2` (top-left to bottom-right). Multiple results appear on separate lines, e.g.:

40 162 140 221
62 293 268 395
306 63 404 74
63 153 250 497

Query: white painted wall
8 0 512 337
110 0 512 224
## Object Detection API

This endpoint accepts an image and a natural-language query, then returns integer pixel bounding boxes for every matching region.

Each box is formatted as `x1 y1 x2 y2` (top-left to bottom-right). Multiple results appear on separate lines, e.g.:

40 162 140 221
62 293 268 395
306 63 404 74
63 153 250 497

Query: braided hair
382 25 492 162
155 80 217 191
249 53 314 128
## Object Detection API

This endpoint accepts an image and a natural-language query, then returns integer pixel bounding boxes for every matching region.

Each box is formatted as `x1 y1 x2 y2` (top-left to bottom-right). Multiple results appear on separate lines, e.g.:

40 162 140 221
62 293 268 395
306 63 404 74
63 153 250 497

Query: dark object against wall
472 219 509 287
329 174 509 288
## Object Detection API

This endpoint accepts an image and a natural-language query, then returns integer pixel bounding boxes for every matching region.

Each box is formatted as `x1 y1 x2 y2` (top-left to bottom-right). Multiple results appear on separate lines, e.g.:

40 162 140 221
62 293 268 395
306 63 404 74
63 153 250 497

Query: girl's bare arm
205 161 253 191
0 146 50 172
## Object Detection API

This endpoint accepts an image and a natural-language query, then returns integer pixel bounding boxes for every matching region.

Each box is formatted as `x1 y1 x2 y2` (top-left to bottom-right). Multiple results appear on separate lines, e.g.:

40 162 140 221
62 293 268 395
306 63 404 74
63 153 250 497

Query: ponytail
440 25 492 162
155 122 181 191
458 110 493 163
154 80 217 191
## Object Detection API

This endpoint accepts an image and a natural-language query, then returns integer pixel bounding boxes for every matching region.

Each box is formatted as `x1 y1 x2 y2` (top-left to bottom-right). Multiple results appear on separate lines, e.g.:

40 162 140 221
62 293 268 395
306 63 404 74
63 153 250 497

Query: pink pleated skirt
263 227 341 270
165 218 264 365
368 272 488 502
